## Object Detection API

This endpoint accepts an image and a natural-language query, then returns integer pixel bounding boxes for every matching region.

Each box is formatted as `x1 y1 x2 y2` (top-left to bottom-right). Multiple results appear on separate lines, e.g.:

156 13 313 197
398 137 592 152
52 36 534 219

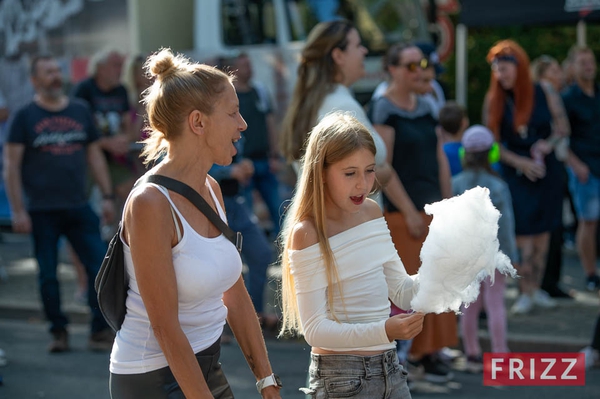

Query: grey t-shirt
452 169 518 263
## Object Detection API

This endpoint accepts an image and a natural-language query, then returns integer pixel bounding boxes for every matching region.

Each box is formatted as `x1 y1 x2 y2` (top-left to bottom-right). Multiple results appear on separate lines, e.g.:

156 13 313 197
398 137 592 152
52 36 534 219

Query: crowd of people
1 15 600 398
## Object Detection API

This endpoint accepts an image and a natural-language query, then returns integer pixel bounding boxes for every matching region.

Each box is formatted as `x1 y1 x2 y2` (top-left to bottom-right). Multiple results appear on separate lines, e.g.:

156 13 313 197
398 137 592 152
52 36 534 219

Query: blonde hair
121 54 147 107
280 20 354 163
140 48 233 165
530 55 558 83
279 112 377 337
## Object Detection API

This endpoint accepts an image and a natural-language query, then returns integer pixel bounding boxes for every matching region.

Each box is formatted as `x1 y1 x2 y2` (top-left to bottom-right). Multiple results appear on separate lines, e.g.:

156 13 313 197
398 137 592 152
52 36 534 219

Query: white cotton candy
410 186 517 314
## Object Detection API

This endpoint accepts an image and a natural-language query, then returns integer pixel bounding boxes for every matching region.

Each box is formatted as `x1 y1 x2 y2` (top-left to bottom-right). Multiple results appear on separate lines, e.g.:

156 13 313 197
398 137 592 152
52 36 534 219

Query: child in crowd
279 112 425 398
438 102 468 177
452 125 519 373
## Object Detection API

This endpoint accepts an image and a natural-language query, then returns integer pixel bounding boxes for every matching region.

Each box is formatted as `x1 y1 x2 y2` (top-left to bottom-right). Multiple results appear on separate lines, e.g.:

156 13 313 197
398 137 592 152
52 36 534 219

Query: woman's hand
101 135 130 156
531 139 553 157
385 312 425 341
518 156 546 182
101 198 117 225
405 210 426 239
230 159 255 186
572 160 590 184
11 210 31 234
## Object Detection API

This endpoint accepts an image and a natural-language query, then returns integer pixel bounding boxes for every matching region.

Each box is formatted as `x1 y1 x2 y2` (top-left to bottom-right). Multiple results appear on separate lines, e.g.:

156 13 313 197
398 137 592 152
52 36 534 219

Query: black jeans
29 205 109 334
110 339 234 398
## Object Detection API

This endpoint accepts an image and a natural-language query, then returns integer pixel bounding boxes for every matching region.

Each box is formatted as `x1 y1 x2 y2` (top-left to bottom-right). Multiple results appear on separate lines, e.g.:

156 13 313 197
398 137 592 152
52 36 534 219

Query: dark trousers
224 195 274 314
541 224 563 292
110 339 234 398
592 314 600 350
29 205 109 334
542 164 568 293
243 158 283 238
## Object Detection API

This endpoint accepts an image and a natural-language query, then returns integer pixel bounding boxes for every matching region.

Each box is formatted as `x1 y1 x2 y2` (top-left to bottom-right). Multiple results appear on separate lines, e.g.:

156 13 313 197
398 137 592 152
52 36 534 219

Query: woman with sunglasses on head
370 42 456 384
483 40 567 315
280 19 392 190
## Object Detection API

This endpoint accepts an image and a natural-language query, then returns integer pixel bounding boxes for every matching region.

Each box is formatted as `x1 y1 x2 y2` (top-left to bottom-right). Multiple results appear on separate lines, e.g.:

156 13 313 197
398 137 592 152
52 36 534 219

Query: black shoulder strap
139 174 242 253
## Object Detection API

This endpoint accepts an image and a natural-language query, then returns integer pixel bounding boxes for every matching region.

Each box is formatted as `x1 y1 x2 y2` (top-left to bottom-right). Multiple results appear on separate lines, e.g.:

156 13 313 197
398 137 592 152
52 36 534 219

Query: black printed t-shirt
7 99 99 211
237 84 271 159
562 83 600 177
72 78 130 137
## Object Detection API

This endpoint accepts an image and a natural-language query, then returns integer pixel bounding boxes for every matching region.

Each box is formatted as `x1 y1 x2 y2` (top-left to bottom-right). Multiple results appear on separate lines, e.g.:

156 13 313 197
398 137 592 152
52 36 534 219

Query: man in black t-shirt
562 45 600 292
226 53 284 238
3 54 116 353
73 49 135 204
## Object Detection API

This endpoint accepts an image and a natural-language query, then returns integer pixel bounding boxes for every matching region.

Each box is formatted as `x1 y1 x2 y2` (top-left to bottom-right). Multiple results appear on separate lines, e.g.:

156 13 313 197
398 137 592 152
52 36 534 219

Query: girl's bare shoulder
290 218 318 251
363 198 384 221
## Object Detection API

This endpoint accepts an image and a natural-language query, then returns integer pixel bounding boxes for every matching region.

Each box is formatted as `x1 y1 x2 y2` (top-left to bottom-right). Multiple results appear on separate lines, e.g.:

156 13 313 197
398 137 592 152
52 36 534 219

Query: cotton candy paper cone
410 186 517 314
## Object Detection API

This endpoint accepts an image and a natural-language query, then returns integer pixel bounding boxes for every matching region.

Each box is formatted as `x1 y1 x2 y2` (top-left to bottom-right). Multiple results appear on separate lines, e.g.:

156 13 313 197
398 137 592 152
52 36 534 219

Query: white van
132 0 431 120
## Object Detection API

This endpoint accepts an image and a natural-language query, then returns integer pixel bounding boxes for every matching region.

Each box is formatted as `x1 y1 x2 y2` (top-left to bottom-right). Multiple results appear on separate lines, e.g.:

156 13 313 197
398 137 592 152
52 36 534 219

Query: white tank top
110 180 242 374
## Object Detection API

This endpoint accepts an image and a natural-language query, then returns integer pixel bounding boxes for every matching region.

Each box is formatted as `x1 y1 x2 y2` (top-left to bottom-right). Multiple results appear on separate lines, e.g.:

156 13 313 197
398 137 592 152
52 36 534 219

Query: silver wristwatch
256 373 282 393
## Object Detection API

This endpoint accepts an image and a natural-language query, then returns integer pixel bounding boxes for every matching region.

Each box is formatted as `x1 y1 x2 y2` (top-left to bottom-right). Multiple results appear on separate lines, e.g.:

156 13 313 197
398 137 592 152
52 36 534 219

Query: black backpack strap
140 174 242 253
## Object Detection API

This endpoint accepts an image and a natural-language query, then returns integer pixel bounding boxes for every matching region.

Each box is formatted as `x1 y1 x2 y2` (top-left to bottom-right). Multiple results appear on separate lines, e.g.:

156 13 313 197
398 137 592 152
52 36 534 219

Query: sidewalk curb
472 332 589 353
0 303 90 325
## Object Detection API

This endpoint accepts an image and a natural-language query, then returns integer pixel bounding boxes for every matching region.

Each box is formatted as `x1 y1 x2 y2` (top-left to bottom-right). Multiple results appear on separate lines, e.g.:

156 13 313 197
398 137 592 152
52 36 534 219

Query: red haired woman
483 40 566 315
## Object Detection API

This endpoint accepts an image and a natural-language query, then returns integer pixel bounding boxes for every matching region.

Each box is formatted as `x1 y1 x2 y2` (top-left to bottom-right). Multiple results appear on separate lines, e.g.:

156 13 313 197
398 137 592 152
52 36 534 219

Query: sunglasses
400 58 429 72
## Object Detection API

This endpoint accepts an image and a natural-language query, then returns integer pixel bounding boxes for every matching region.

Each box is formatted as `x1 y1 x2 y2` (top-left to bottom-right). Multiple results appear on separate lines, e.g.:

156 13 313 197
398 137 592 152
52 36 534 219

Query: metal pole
577 20 587 46
455 23 468 107
127 0 141 54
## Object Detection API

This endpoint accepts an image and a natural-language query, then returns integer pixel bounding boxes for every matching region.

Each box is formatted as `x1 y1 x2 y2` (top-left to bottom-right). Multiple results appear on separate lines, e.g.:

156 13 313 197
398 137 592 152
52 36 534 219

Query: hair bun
146 48 177 80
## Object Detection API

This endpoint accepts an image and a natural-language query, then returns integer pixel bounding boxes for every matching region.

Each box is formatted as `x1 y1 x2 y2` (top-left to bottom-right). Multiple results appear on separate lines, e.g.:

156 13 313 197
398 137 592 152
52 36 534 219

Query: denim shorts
567 167 600 221
300 349 411 398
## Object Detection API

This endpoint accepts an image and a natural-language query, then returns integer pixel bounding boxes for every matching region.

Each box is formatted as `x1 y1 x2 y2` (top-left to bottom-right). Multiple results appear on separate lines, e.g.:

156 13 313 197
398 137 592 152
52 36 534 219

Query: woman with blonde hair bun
109 48 281 399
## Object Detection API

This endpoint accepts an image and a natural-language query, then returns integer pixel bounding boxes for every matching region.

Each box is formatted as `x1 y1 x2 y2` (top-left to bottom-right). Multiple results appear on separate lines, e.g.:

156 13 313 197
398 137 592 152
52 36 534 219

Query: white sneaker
465 356 484 373
511 294 533 315
580 346 600 370
532 289 558 309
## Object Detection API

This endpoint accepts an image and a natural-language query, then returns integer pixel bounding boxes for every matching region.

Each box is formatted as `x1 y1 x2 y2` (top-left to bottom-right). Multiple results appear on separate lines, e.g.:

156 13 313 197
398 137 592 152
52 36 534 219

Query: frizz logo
483 353 585 386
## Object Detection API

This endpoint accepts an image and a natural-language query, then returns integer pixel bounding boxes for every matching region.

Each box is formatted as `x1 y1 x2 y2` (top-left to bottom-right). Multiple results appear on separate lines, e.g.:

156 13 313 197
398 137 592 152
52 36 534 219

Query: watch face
274 374 282 387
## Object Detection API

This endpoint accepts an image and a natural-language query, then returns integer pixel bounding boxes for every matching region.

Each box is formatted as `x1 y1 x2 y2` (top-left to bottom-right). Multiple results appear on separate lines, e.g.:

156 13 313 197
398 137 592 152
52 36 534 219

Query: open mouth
350 195 364 205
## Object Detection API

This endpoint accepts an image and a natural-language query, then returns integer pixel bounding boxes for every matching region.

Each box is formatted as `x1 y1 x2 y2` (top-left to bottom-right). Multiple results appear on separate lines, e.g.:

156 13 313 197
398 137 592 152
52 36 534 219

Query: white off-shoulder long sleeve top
288 217 419 352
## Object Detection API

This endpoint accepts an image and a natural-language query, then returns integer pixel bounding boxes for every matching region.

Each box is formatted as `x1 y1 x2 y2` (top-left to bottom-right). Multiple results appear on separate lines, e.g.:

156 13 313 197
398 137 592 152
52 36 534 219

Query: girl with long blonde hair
280 19 392 191
280 112 424 398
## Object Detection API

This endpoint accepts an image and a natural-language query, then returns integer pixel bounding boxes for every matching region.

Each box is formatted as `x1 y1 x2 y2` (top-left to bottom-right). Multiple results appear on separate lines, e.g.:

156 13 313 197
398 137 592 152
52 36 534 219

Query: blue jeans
223 195 274 314
301 349 411 398
243 158 283 238
567 167 600 221
29 205 109 334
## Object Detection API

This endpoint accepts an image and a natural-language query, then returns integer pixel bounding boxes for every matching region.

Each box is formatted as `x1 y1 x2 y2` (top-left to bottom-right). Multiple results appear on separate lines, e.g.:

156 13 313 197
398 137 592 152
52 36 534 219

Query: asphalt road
1 318 599 399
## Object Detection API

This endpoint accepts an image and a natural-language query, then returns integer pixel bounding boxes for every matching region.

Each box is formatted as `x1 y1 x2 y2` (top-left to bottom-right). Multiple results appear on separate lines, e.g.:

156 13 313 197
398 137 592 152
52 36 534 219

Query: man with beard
3 54 116 353
562 45 600 292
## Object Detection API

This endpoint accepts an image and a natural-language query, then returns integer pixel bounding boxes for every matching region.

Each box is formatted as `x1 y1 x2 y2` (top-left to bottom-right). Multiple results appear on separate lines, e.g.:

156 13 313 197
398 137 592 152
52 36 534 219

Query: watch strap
256 373 281 393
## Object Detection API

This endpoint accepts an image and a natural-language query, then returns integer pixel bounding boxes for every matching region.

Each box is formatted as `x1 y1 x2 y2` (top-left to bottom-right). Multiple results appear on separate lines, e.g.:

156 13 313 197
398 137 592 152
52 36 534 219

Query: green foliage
441 23 600 124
